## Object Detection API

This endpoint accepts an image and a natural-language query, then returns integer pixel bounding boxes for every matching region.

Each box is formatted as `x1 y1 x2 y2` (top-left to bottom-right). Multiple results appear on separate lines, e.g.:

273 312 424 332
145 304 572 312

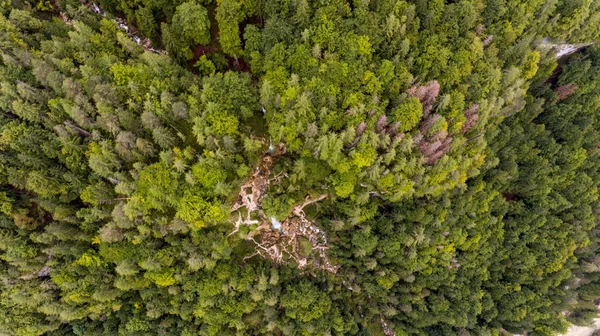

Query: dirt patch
230 153 272 228
192 4 220 59
230 145 338 273
560 321 600 336
502 192 520 202
56 1 167 55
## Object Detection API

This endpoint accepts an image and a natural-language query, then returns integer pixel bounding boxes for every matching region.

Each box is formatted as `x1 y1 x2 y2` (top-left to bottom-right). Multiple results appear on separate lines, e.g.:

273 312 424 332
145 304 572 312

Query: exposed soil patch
191 4 220 60
230 142 338 273
57 1 166 55
189 3 250 72
227 57 250 72
192 44 218 58
61 1 251 73
502 192 520 202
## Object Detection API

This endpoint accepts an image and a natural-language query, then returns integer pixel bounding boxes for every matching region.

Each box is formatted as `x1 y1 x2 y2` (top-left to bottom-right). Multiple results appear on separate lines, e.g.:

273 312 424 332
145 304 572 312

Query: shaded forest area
2 0 600 335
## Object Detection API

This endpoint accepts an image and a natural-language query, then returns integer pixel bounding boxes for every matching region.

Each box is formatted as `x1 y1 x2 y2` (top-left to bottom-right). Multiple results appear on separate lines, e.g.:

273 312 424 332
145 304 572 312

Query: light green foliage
393 97 423 132
0 2 599 336
176 191 227 228
204 102 240 135
522 50 541 79
194 55 216 75
281 281 332 322
133 162 179 213
144 268 176 286
216 0 246 56
172 2 211 46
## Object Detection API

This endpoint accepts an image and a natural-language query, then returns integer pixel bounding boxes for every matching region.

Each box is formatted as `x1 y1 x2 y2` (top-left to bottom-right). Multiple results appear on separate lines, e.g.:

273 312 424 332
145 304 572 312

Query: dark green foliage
0 1 600 336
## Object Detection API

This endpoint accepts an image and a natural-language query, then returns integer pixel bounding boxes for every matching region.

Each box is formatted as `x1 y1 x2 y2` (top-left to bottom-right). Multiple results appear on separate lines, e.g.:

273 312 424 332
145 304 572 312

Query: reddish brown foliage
420 140 442 156
475 24 485 36
555 83 577 101
388 121 401 136
483 35 494 47
419 113 441 135
407 80 440 116
376 115 388 134
355 121 367 137
461 104 480 133
420 136 452 165
417 112 453 165
430 129 449 142
192 44 218 57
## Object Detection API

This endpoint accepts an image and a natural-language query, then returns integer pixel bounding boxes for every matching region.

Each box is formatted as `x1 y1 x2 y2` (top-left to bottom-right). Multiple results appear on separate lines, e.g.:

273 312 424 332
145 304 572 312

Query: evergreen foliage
0 0 600 335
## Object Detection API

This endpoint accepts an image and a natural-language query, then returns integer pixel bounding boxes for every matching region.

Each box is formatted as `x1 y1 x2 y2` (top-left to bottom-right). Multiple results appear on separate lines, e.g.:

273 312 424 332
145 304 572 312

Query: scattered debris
232 155 272 214
37 265 51 277
59 12 72 25
381 317 396 336
540 38 593 58
270 217 282 231
266 140 286 156
555 83 578 101
461 104 480 134
231 143 338 273
447 256 461 269
57 0 337 273
57 1 167 55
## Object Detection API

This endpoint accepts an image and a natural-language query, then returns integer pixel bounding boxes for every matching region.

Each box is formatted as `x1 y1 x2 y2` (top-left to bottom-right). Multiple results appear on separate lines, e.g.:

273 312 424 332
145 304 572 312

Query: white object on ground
270 217 282 231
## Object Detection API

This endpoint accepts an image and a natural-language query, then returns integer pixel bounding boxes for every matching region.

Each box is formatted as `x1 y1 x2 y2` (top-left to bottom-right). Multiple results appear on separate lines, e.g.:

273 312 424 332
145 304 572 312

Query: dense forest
1 0 600 335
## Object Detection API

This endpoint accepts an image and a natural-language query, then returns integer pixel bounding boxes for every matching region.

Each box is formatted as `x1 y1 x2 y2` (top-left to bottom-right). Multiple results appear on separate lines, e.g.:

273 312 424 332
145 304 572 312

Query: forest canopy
1 0 600 335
